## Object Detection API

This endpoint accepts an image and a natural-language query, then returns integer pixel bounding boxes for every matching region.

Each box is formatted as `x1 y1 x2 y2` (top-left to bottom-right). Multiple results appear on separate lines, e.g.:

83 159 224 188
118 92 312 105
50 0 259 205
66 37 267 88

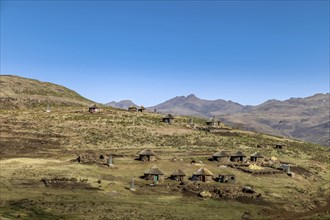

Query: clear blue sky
1 0 329 106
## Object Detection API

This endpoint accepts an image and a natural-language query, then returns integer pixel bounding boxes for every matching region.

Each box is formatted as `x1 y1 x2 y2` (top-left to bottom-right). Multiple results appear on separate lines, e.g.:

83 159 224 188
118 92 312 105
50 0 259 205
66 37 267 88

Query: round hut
191 167 214 182
250 152 264 163
128 106 138 112
206 116 216 126
162 114 174 124
170 169 186 181
230 151 247 162
144 166 165 182
139 149 156 161
89 104 100 113
212 151 230 163
138 106 146 112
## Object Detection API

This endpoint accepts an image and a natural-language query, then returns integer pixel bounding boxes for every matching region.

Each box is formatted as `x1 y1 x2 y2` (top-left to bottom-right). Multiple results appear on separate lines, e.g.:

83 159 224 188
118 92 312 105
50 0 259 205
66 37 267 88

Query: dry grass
1 106 330 219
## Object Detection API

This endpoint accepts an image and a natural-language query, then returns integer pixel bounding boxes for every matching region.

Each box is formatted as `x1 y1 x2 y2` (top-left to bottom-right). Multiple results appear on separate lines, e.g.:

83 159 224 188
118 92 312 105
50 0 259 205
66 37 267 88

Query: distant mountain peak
187 94 197 98
149 94 244 117
105 100 138 109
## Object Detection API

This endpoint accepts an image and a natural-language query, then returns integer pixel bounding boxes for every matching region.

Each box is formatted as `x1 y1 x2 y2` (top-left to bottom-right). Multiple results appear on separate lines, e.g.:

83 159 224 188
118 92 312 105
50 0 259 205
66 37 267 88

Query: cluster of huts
138 149 237 184
137 148 277 184
128 106 146 112
142 166 233 184
212 151 265 163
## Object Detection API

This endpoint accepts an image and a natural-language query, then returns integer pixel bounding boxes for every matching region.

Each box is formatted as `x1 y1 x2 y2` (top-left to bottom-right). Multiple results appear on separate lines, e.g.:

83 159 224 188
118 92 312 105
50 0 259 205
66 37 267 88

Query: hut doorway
154 175 159 182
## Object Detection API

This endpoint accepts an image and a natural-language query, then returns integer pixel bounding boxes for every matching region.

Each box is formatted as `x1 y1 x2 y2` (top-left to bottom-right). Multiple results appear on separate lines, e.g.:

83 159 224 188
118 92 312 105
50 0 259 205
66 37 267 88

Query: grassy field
0 106 329 219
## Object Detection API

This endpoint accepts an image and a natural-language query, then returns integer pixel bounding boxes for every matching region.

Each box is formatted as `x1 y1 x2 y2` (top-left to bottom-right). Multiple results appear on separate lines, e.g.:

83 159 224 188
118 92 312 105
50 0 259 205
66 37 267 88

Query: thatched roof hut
138 149 156 161
250 152 264 163
212 151 230 162
128 106 137 112
191 167 213 182
230 151 247 162
162 114 174 124
89 103 100 113
193 167 214 176
206 116 216 126
275 143 286 149
145 166 165 175
170 169 186 181
144 166 165 182
206 116 220 127
138 106 146 112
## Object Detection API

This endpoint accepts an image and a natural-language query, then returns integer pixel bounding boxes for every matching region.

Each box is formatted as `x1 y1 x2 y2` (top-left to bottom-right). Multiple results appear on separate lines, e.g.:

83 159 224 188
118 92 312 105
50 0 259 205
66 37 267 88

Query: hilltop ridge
0 75 93 109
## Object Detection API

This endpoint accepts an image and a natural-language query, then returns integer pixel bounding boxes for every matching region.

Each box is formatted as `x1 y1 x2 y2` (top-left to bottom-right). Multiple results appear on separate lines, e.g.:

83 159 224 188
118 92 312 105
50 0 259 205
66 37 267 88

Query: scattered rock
199 191 212 198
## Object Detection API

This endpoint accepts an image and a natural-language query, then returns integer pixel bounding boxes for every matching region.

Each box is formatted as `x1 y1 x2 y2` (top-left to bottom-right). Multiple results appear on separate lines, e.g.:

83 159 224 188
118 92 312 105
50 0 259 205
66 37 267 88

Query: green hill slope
0 75 93 109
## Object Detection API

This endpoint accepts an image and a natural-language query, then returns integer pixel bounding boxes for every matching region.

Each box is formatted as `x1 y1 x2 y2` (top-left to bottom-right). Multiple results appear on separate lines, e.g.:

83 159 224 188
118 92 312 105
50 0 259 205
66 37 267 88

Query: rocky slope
220 93 330 146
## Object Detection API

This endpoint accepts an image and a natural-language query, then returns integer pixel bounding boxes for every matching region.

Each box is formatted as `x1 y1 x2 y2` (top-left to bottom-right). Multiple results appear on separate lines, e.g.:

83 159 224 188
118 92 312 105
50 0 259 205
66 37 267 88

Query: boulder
199 191 212 198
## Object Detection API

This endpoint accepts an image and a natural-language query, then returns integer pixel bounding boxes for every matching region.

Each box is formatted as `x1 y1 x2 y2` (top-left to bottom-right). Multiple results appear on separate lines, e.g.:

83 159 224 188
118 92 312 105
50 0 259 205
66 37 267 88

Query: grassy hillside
1 106 329 219
0 75 93 109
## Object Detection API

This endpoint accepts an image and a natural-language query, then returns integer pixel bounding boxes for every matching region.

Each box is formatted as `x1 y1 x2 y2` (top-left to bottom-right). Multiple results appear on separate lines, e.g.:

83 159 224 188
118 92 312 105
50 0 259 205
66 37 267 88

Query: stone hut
89 104 100 113
206 116 216 127
144 166 165 182
137 106 146 112
218 174 236 183
138 149 156 161
206 116 220 127
170 169 186 181
212 151 230 163
230 151 247 162
162 114 174 124
275 144 286 149
191 167 214 182
128 106 137 112
250 152 264 163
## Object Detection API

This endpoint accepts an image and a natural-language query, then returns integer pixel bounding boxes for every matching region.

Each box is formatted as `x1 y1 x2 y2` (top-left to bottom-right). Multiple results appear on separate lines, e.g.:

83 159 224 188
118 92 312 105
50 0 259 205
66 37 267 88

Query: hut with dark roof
275 143 286 149
89 104 100 113
138 149 156 161
250 152 264 163
212 151 230 163
230 151 246 162
128 106 137 112
191 167 214 182
162 114 174 124
137 106 146 112
144 166 165 182
170 169 186 181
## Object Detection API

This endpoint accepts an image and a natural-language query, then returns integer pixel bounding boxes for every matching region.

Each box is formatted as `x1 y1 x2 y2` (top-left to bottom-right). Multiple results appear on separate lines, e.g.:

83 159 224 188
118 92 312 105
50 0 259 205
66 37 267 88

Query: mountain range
106 100 138 109
107 93 330 146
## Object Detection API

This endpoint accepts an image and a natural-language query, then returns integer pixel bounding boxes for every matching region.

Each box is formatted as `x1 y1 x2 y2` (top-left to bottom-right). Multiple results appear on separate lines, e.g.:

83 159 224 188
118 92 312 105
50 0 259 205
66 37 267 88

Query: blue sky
1 0 329 106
